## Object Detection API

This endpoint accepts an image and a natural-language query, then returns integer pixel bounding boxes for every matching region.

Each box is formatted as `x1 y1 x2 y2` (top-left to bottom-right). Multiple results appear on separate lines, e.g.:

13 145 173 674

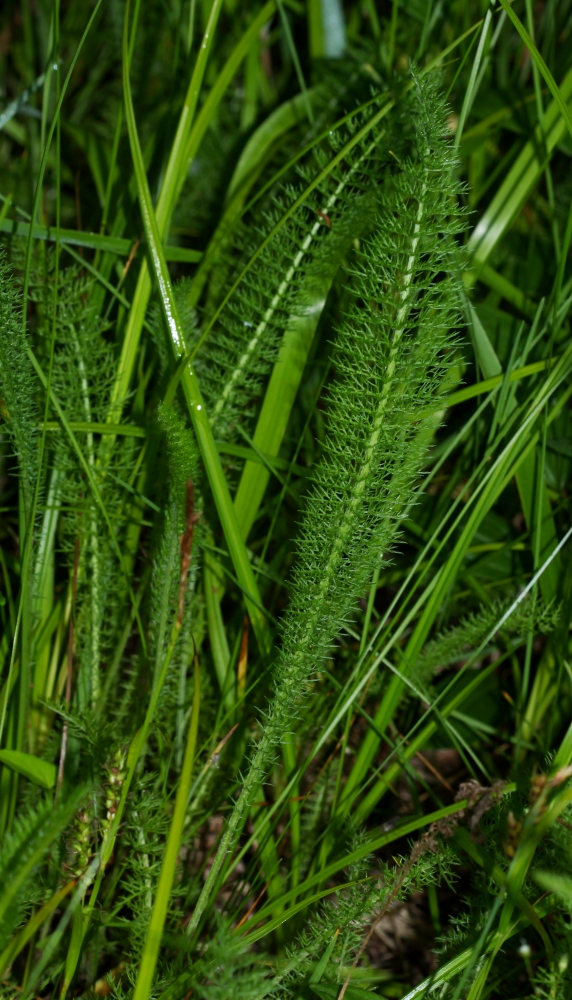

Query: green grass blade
133 658 201 1000
204 547 233 708
0 217 201 261
498 0 572 142
453 7 492 148
122 0 270 656
244 802 466 927
467 66 572 276
354 523 572 825
108 1 271 425
233 271 334 540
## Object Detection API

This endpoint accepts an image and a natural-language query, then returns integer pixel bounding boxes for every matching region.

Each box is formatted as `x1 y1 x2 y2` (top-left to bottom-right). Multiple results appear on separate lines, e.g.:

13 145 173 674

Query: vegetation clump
0 1 571 998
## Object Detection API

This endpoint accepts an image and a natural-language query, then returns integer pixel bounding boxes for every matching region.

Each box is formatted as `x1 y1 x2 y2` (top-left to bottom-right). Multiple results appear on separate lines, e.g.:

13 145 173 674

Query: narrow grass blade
467 67 572 276
122 1 271 656
498 0 572 142
245 802 466 927
0 217 201 260
133 658 201 1000
108 1 272 425
233 271 335 540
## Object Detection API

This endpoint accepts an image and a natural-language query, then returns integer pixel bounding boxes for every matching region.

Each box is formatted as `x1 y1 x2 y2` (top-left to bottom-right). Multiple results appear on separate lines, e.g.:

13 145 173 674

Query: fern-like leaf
189 72 468 930
0 251 39 519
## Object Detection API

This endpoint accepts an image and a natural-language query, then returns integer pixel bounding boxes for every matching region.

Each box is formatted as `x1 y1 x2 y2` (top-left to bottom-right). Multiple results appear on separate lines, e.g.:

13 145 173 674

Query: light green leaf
467 301 502 379
0 750 56 789
309 927 340 984
0 217 201 261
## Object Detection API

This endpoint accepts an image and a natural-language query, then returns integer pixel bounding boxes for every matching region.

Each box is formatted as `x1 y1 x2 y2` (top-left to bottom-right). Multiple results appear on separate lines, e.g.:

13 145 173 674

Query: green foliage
189 919 275 1000
149 404 201 688
271 74 463 728
0 788 86 951
0 252 38 518
192 93 391 443
415 594 560 684
0 1 572 999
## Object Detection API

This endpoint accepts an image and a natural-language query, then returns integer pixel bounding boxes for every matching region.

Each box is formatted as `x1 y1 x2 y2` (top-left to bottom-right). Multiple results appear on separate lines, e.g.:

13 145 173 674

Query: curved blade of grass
228 92 313 203
230 165 379 543
468 301 560 603
401 897 551 1000
30 462 62 745
173 2 276 210
122 0 270 656
204 545 233 710
233 268 336 541
0 881 74 978
453 6 492 148
242 878 364 946
442 357 553 409
276 0 313 123
476 262 536 317
0 881 75 976
308 926 341 984
516 448 560 603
